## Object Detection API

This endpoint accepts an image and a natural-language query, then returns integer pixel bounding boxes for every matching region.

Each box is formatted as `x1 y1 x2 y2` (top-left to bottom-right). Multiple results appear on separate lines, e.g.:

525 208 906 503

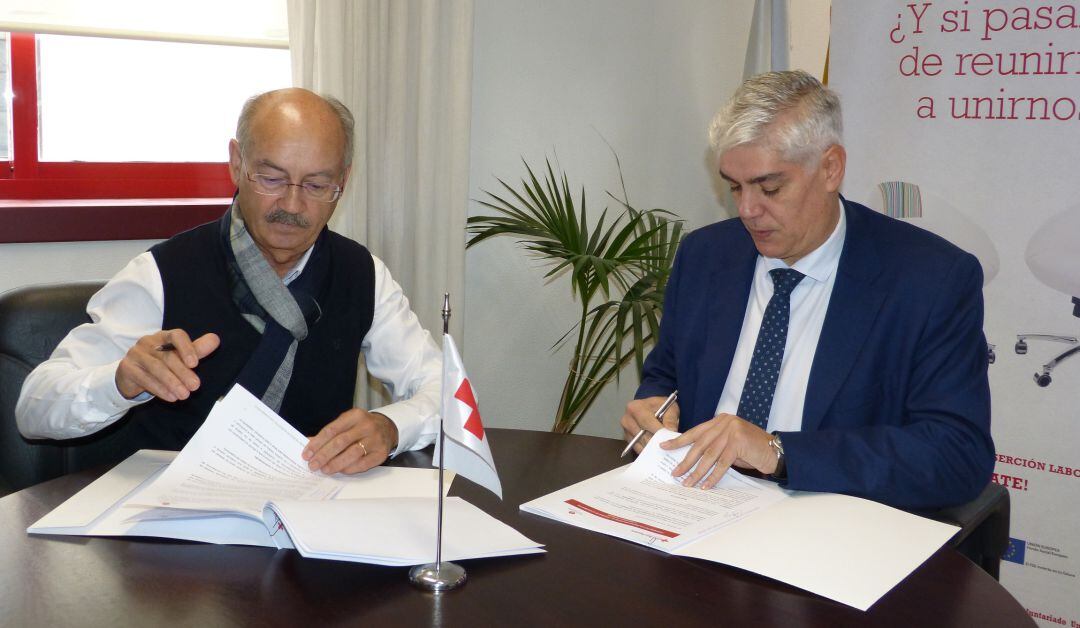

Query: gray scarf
225 203 313 411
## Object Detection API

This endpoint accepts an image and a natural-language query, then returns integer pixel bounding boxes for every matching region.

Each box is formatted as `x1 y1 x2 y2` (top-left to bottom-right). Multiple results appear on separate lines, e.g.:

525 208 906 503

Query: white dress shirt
16 250 442 455
715 202 847 432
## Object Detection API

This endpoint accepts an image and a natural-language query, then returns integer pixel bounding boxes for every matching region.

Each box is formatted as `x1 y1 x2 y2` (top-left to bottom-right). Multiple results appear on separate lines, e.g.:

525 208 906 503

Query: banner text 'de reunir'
889 2 1080 122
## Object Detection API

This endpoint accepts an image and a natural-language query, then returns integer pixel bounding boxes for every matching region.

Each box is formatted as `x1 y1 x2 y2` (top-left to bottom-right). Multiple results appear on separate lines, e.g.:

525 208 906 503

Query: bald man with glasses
17 88 441 475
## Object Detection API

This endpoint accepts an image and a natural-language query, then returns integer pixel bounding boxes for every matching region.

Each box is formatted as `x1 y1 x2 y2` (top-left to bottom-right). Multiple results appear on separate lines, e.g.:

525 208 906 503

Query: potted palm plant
466 156 683 433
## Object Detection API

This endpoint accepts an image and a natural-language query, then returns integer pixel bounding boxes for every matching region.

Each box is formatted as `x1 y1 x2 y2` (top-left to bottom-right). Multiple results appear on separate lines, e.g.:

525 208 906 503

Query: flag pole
409 293 466 592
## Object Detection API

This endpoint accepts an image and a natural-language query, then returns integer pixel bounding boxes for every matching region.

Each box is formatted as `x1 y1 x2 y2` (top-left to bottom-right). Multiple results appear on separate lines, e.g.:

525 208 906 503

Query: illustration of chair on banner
869 181 1000 366
1019 204 1080 388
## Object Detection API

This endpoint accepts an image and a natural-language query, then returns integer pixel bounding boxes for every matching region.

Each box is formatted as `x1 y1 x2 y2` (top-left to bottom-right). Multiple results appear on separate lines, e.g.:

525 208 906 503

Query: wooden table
0 428 1033 627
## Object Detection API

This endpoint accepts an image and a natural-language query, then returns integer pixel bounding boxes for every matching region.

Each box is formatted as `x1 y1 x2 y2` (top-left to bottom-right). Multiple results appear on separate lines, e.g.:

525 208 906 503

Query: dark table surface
1 428 1033 627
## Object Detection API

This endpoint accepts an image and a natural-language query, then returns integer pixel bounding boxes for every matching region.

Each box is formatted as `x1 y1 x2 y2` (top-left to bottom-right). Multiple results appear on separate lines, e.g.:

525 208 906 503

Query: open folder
520 430 959 611
29 385 543 565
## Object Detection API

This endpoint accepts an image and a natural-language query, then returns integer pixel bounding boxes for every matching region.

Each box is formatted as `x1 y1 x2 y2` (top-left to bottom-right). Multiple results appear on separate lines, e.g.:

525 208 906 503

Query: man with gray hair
620 71 994 510
18 88 441 476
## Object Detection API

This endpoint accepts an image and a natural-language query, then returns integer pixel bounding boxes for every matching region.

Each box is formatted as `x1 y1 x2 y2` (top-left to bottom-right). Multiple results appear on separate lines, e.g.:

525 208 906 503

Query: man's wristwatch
768 432 787 480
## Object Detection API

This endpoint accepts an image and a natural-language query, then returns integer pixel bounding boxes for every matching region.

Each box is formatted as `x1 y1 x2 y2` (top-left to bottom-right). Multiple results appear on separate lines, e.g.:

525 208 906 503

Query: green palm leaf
467 156 685 433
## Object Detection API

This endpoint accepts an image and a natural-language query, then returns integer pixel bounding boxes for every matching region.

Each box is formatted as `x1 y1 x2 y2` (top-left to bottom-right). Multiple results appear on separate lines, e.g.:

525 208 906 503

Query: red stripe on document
565 499 679 539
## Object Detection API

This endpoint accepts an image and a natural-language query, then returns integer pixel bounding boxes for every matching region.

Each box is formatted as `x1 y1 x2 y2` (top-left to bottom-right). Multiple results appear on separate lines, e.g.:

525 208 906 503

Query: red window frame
0 32 233 243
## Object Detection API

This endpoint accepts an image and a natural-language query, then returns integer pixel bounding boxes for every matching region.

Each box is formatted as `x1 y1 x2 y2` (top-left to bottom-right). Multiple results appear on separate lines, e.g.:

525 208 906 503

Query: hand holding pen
114 329 220 402
620 390 679 457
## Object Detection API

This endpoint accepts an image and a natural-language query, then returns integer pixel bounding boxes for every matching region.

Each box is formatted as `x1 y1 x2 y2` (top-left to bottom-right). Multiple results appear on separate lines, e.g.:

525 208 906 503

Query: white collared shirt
16 248 441 455
280 246 313 285
714 201 847 432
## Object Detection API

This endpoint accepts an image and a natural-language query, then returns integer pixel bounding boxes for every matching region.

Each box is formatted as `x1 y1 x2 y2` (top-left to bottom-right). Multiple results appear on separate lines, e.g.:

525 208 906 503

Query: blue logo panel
1003 538 1026 565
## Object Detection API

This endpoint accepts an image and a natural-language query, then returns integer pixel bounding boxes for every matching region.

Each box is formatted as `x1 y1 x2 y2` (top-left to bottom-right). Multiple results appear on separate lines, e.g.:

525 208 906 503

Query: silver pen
620 390 678 457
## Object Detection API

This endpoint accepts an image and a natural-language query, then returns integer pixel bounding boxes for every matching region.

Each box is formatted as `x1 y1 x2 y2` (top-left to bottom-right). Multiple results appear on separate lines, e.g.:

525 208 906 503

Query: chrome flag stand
409 293 466 592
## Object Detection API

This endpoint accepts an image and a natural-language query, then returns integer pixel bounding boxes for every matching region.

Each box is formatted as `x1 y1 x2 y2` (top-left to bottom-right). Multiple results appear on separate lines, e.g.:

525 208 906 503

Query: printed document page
29 450 455 548
520 429 787 550
673 491 960 611
521 429 960 610
263 497 545 566
129 385 342 518
26 385 540 564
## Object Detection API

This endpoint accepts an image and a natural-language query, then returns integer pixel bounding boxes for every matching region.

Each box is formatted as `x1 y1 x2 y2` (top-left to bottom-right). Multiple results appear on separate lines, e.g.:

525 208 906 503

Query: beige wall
464 0 832 437
0 240 157 296
790 0 831 79
465 0 748 437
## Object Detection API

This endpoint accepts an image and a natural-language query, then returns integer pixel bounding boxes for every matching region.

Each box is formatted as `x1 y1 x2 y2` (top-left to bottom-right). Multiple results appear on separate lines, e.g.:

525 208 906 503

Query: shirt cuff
94 360 152 415
372 400 437 457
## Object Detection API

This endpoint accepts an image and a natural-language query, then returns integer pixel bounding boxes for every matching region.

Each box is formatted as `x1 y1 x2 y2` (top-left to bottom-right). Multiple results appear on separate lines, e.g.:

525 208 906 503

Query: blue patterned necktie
736 268 805 428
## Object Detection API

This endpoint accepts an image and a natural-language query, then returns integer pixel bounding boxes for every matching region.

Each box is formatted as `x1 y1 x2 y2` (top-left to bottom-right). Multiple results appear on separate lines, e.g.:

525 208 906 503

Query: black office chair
926 482 1011 581
0 281 144 497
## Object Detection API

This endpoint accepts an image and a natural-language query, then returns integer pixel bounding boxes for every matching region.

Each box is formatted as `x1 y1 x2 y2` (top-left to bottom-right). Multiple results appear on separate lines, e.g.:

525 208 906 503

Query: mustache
266 208 310 228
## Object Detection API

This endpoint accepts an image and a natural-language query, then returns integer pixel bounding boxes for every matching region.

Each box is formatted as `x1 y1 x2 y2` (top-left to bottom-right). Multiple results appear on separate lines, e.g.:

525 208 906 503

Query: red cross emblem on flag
455 378 484 440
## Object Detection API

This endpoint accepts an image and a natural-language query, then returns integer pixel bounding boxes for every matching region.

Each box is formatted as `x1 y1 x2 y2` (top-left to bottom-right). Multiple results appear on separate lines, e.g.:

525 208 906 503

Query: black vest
117 221 376 450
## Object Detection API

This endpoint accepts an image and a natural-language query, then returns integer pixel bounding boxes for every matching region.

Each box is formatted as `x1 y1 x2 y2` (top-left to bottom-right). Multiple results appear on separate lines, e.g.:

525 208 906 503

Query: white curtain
287 0 472 338
287 0 473 405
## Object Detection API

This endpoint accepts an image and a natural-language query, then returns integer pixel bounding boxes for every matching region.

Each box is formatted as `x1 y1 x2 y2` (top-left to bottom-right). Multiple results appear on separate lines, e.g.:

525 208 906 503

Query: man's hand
302 409 399 475
661 413 778 488
620 396 681 455
115 330 220 401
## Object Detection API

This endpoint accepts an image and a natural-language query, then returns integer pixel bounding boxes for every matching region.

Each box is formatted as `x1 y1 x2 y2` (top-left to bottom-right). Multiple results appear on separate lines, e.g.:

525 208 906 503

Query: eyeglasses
246 172 343 203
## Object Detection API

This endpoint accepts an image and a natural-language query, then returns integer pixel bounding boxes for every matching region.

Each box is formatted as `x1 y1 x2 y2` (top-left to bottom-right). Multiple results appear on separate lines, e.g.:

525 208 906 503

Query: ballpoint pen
620 390 678 457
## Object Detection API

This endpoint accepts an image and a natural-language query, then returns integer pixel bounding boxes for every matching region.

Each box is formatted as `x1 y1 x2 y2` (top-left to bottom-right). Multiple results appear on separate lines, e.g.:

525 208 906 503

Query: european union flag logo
1003 538 1026 565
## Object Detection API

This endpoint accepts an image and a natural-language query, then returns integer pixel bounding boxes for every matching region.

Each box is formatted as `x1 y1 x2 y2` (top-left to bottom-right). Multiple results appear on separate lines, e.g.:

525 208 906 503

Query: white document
29 385 543 565
671 491 960 611
263 497 544 566
521 430 788 550
128 385 342 518
26 450 282 545
520 429 959 611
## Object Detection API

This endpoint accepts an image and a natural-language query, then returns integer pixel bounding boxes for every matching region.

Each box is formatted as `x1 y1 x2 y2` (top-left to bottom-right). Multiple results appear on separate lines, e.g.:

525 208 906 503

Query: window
0 32 290 243
38 35 290 163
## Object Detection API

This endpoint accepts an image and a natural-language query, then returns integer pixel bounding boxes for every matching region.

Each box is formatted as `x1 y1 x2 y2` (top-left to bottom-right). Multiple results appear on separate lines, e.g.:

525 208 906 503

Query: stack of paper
264 497 541 565
29 385 543 565
520 430 959 611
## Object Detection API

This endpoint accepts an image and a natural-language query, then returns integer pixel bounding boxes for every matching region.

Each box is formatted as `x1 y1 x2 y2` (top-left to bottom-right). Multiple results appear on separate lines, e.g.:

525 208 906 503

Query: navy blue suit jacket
637 199 994 510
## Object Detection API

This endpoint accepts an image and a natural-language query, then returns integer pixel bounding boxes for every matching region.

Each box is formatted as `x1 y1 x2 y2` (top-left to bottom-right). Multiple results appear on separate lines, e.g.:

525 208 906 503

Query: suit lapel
696 238 757 425
802 200 887 432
